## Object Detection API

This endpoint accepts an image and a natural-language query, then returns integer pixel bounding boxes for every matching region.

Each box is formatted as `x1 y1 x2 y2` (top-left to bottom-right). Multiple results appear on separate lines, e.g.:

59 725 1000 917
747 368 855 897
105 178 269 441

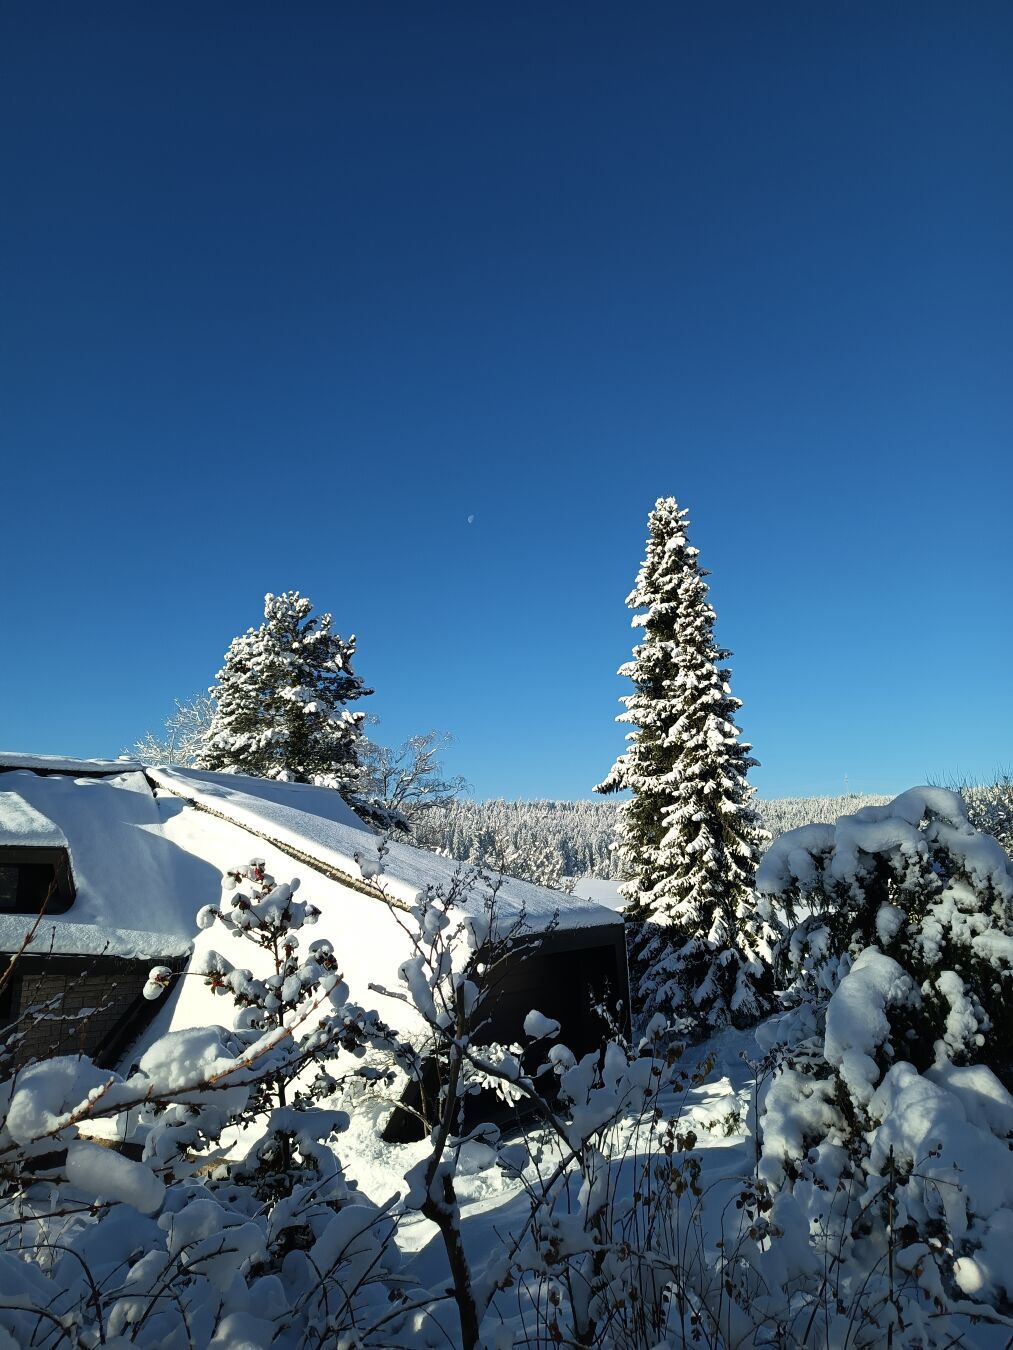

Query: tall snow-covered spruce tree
199 591 371 801
597 498 771 1032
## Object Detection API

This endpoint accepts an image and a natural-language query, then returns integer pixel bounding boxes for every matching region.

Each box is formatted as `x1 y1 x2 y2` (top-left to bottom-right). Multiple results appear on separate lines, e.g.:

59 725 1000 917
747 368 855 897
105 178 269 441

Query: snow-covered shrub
754 787 1013 1339
0 861 405 1347
194 860 394 1234
759 787 1013 1078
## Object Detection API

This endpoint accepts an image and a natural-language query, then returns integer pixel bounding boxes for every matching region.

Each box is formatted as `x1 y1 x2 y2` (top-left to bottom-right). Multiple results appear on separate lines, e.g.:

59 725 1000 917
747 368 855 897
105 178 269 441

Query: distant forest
413 781 1013 887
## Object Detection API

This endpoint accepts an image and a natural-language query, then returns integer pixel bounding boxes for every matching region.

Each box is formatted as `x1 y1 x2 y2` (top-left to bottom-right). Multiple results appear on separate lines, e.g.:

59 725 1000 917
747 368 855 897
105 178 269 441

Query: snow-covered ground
329 1022 761 1346
346 1025 755 1266
571 876 625 911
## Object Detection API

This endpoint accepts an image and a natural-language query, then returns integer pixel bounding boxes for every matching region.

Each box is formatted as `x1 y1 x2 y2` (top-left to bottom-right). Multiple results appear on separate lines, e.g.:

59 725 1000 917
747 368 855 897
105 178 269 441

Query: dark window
0 849 75 914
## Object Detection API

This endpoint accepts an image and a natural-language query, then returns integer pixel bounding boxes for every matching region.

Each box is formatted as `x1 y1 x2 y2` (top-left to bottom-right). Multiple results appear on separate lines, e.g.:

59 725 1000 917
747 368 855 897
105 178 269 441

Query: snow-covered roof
0 769 208 959
149 766 369 833
0 754 629 1067
149 766 622 935
0 752 143 775
0 757 621 1041
128 768 623 1052
0 791 68 849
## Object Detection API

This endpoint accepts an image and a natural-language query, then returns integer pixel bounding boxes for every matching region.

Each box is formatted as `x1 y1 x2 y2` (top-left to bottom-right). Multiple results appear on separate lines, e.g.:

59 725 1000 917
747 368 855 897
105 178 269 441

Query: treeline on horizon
413 780 1013 885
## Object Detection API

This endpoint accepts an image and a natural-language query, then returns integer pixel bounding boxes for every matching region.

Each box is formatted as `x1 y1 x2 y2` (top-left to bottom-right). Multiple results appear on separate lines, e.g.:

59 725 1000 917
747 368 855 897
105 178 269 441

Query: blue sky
1 2 1010 801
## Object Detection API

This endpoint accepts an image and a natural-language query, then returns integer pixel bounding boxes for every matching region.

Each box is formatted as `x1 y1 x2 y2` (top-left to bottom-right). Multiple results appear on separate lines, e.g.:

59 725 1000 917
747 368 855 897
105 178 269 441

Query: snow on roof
0 769 210 958
149 766 622 934
0 752 143 775
149 766 369 832
0 757 620 1001
137 772 624 1055
0 791 68 849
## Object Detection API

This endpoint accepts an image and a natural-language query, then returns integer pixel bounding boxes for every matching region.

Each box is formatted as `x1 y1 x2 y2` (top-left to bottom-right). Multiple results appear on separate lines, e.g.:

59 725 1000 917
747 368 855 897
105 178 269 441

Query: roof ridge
147 772 410 912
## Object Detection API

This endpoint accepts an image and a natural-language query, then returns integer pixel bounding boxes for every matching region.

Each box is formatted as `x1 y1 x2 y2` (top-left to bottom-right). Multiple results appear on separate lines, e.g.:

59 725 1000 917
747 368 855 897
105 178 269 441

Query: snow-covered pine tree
596 497 771 1032
199 591 371 800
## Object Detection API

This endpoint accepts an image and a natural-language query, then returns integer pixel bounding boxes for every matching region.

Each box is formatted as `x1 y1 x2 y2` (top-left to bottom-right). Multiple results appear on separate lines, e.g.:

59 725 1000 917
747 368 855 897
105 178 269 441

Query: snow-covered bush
754 787 1013 1339
195 861 389 1220
0 860 405 1347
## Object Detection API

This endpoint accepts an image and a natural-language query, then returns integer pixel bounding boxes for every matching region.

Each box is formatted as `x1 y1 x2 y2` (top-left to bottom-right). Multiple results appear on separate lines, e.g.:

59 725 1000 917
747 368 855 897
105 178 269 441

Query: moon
467 514 475 525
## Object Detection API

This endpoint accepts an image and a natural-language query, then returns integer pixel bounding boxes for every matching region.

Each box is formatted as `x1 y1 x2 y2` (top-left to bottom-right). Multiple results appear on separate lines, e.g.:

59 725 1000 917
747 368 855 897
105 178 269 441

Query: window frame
0 847 76 914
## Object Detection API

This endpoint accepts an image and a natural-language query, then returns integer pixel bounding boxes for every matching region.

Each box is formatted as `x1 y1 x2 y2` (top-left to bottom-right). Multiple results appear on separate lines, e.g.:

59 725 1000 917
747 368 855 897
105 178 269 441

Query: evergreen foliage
596 498 770 1032
199 591 371 799
196 860 356 1209
414 797 622 881
959 774 1013 857
414 793 895 886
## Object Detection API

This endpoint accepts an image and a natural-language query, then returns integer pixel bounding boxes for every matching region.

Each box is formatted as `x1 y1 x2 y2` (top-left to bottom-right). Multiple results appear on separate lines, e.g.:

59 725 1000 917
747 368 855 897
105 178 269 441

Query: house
0 754 630 1101
0 755 201 1068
